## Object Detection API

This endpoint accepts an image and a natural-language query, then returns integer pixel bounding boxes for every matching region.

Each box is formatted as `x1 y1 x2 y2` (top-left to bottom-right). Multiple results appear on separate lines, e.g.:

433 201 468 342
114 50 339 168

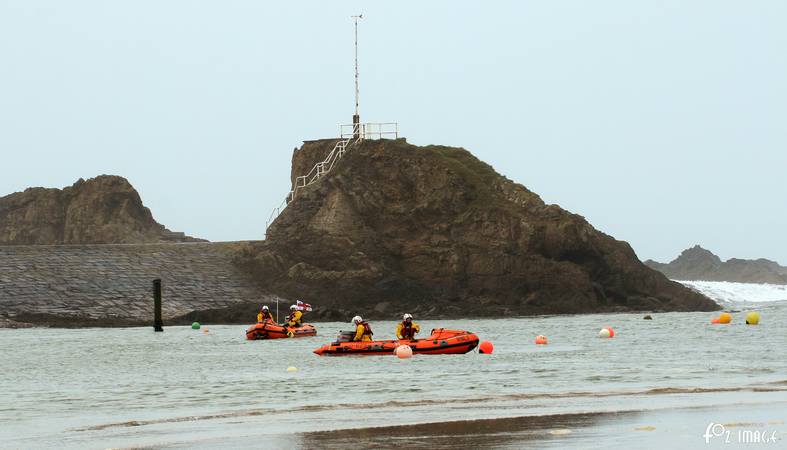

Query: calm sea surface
2 303 786 449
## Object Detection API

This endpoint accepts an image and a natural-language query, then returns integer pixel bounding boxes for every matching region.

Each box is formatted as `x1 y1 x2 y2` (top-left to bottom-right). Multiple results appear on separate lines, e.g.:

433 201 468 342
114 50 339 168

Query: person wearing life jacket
396 313 420 340
352 315 373 342
284 305 303 328
257 305 275 323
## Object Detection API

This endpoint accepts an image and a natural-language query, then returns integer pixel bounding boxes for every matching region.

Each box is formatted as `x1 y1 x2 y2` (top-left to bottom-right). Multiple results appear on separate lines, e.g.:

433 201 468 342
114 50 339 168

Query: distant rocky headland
0 142 719 327
645 245 787 284
0 175 203 245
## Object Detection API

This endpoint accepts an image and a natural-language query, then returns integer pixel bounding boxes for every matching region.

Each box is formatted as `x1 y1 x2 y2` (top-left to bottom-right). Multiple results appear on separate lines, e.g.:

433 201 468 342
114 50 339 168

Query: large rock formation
0 175 203 244
235 139 718 319
645 245 787 284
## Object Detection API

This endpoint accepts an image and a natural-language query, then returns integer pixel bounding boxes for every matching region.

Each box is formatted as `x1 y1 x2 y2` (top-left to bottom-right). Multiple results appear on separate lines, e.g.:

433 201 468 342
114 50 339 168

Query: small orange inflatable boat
313 328 479 356
246 321 317 340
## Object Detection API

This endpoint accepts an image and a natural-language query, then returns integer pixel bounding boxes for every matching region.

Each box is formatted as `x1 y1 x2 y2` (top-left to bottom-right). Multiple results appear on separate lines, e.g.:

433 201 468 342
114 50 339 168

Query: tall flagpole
352 14 363 138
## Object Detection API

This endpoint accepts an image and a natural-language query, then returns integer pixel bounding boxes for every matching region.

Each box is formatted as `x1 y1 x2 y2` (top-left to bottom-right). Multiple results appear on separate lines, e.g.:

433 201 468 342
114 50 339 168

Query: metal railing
264 122 398 234
340 122 398 140
265 197 288 231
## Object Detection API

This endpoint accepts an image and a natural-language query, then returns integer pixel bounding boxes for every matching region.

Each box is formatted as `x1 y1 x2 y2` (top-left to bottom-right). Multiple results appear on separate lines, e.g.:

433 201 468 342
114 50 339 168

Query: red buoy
479 341 494 354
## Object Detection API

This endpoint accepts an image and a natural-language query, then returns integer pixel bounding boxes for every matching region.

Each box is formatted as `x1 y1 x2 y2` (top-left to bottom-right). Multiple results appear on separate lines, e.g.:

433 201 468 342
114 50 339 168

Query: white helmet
290 305 298 310
352 315 363 324
262 305 269 311
403 313 413 321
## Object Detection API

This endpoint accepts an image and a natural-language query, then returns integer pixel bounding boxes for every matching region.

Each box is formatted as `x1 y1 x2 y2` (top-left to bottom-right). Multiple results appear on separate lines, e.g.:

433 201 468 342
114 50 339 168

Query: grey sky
1 1 785 264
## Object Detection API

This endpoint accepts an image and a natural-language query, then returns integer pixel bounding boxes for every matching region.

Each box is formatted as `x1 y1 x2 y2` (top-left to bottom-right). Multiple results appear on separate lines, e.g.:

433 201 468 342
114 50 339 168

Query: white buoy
598 327 613 338
395 345 413 359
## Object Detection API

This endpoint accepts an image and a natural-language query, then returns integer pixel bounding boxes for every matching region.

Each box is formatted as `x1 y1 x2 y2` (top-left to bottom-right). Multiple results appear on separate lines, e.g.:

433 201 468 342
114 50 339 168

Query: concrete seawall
0 242 271 326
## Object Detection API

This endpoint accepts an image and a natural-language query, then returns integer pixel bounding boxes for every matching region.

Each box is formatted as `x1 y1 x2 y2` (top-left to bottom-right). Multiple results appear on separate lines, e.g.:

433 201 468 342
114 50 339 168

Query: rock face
0 175 203 244
645 245 787 284
235 139 718 319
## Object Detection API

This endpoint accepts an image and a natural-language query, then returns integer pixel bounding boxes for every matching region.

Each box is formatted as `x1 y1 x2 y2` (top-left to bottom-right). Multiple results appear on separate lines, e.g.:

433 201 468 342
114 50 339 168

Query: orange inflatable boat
313 328 479 356
246 321 317 340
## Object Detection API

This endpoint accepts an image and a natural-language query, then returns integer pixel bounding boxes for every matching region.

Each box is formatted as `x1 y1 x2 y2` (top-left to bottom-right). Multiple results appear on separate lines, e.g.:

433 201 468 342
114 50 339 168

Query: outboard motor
336 330 355 343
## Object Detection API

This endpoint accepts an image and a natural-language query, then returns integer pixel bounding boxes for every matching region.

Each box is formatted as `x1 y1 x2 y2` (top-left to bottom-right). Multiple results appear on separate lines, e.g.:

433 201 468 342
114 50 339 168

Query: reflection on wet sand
299 411 604 449
297 402 787 450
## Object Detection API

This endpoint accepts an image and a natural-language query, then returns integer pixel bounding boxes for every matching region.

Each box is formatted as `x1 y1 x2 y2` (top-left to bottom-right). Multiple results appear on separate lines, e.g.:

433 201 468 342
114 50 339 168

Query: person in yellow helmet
396 313 420 340
352 316 373 342
284 305 303 328
257 305 274 323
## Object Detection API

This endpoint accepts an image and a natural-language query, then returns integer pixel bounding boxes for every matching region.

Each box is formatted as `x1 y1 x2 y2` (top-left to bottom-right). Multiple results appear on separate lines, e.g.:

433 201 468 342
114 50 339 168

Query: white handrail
265 197 288 230
264 122 398 235
292 140 347 200
340 122 398 140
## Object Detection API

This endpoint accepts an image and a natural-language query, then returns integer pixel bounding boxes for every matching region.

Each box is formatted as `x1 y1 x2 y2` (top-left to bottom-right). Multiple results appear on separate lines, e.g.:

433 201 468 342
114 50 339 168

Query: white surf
677 280 787 305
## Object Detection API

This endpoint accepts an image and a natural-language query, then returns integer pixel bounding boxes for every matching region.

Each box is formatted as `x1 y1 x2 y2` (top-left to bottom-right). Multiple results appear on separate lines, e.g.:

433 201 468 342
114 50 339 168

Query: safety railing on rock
264 123 398 235
340 122 398 140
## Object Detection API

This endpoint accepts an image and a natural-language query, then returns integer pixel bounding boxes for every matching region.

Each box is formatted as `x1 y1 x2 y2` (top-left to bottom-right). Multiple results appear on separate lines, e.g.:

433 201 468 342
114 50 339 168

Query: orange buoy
598 327 614 338
710 317 720 324
479 341 494 354
395 345 413 359
718 312 732 324
535 335 548 345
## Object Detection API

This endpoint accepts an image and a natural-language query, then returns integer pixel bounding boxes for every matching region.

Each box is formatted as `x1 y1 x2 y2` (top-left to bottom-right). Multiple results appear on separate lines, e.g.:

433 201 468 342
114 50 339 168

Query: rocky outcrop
645 245 787 284
235 139 718 319
0 175 203 244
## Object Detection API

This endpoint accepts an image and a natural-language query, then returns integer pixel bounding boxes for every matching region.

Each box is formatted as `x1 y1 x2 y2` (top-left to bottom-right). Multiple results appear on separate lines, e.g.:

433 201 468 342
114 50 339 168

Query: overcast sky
1 1 785 264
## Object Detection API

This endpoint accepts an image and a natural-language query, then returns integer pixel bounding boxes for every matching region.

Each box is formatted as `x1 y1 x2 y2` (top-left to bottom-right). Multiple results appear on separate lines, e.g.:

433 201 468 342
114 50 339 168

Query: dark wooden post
153 279 163 332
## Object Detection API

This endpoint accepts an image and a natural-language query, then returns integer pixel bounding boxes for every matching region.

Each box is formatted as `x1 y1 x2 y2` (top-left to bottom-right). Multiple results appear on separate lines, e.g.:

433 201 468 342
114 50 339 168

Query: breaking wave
677 280 787 305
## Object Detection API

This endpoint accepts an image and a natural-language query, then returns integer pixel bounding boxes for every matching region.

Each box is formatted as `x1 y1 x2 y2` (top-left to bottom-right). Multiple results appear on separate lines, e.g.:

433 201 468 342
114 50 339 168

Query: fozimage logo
704 422 778 444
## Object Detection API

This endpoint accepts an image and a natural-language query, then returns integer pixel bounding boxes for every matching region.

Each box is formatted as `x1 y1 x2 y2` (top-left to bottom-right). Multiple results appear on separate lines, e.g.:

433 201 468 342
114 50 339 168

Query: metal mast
352 14 362 137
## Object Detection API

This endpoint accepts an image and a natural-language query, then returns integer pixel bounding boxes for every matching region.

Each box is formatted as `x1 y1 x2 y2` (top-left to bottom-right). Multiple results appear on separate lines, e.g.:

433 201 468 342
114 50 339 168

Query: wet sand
296 401 787 449
153 400 787 449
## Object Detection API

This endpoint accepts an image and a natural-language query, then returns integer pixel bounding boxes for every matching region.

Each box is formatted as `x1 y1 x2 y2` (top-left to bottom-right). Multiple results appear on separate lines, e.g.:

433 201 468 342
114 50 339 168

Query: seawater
2 303 786 449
